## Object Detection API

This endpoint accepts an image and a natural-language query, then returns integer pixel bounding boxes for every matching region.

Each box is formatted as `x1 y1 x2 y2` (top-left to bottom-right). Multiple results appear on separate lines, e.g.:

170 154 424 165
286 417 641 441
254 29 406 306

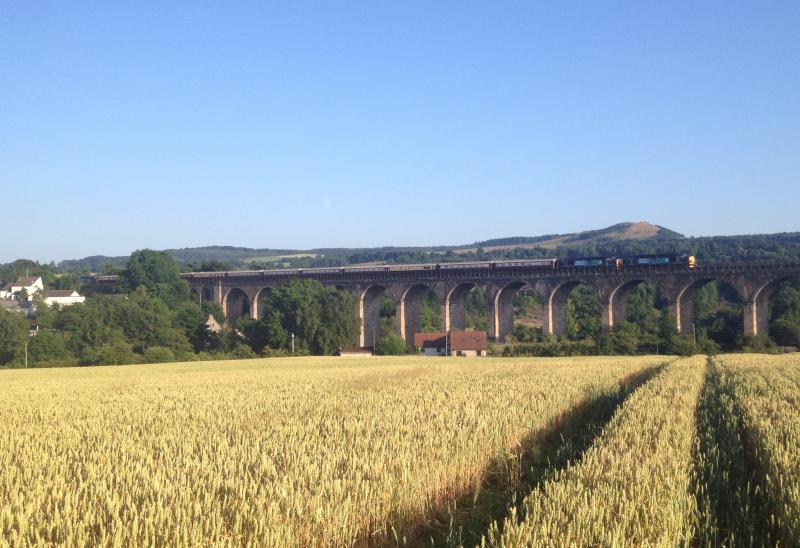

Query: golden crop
483 355 706 547
0 356 665 547
715 353 800 543
3 353 797 547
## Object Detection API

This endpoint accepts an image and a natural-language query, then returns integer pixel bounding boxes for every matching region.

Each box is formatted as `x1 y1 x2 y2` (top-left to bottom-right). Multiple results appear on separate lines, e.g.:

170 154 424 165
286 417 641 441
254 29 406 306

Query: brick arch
605 279 647 330
752 276 796 302
490 280 531 341
748 275 800 336
544 280 598 337
675 278 743 334
253 287 274 320
445 282 477 332
190 286 215 305
399 283 438 344
359 285 388 347
399 282 435 301
223 287 250 322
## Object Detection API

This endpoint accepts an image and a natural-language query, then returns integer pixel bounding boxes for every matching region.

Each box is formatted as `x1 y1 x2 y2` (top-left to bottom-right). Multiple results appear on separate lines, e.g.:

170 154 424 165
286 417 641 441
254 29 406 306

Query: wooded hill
20 221 800 274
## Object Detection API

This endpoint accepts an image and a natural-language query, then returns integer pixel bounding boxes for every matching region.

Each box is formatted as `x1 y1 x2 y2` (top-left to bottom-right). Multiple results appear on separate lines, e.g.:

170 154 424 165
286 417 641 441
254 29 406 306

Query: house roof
449 331 488 351
45 290 80 298
413 332 446 348
14 277 41 286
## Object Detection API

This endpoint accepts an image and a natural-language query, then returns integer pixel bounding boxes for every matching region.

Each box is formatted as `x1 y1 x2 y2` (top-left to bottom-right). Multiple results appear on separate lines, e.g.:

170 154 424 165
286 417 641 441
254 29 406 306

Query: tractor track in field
392 362 666 548
692 357 781 547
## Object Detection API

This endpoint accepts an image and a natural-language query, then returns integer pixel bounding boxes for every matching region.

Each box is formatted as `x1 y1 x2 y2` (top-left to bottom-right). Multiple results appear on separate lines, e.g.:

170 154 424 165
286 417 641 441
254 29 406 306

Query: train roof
629 253 688 258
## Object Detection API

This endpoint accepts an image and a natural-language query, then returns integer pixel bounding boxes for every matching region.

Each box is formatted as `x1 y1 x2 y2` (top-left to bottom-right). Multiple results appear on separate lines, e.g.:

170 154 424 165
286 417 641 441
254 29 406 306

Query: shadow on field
397 363 665 548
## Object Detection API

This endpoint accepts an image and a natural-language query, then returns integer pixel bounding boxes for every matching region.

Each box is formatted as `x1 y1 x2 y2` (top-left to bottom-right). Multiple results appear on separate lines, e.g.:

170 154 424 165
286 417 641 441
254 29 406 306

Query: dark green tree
143 346 176 363
255 280 358 355
626 284 661 333
741 334 779 354
771 282 800 321
172 301 215 352
51 273 81 290
32 302 58 329
606 322 641 355
27 331 76 367
769 281 800 346
117 249 189 306
196 260 234 272
90 339 137 365
566 286 601 340
261 308 289 351
113 288 191 357
417 290 441 333
513 324 541 343
464 288 490 331
53 299 134 364
0 309 29 366
375 333 408 355
234 317 271 354
379 294 396 338
703 307 743 351
771 318 800 347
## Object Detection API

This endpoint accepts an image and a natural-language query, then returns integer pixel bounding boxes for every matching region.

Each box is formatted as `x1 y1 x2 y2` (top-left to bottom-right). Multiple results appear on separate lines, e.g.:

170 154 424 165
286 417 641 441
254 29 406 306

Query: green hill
43 222 800 273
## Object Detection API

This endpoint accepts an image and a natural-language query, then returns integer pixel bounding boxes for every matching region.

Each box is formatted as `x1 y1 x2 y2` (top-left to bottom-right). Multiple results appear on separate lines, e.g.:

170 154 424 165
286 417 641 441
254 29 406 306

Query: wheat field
1 353 798 547
712 354 800 543
0 356 664 546
483 355 705 547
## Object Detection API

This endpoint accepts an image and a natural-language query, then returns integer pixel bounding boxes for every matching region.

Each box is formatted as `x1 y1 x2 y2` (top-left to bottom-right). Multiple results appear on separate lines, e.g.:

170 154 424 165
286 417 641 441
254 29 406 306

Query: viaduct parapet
181 262 800 346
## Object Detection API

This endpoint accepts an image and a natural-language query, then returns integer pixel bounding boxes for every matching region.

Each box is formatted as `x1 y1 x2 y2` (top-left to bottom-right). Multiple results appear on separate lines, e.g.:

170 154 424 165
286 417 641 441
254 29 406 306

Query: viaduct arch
445 283 476 332
359 285 387 348
184 262 800 346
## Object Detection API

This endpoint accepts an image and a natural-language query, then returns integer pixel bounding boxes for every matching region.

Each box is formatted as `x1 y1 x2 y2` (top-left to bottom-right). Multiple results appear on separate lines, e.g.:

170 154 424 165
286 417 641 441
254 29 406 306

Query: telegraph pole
24 338 28 368
291 332 295 355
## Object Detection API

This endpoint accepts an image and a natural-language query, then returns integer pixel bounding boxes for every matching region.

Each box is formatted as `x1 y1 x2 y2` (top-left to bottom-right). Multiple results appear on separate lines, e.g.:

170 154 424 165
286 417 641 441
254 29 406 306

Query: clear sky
1 2 798 263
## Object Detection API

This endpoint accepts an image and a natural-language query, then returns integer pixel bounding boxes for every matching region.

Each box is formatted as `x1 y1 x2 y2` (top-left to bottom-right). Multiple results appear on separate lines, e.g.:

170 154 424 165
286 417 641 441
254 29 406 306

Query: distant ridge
47 222 800 271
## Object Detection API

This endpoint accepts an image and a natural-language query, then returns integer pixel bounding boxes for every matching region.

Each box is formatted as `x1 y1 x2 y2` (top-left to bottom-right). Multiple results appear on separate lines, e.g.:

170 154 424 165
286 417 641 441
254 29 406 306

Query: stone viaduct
181 262 800 346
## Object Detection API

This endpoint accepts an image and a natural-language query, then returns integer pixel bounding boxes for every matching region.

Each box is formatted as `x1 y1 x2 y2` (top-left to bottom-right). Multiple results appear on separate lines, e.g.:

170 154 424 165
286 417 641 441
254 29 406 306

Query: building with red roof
413 331 488 357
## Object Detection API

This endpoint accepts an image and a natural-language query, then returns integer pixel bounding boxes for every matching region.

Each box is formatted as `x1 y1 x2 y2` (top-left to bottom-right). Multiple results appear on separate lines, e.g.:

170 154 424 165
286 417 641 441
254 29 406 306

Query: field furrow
413 364 662 547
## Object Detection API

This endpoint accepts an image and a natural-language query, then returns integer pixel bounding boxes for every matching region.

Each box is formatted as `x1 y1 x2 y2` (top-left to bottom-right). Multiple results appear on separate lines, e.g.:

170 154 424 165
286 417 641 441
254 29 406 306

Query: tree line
2 244 800 367
0 250 358 368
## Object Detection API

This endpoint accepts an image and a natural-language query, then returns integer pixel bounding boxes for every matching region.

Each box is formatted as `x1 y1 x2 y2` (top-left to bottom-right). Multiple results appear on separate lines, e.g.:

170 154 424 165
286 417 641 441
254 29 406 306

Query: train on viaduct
180 256 800 346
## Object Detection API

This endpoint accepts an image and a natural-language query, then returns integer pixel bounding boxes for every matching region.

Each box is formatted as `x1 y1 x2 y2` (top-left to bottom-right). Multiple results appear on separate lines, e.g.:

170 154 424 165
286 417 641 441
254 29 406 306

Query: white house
43 290 86 307
0 276 44 300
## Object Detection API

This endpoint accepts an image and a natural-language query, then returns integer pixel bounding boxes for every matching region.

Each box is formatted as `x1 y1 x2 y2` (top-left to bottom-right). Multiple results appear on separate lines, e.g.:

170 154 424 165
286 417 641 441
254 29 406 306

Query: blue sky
1 1 798 263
